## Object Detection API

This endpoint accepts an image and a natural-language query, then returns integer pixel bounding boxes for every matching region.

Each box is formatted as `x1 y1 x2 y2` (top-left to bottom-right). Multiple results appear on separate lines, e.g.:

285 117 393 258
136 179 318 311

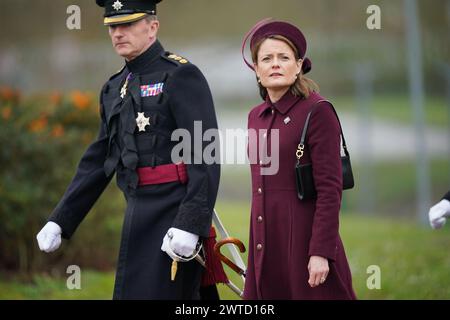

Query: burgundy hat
242 19 312 74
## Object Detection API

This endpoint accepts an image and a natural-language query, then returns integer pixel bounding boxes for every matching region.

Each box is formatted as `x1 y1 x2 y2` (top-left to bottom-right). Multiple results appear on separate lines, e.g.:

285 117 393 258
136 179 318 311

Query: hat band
104 9 156 17
104 13 148 25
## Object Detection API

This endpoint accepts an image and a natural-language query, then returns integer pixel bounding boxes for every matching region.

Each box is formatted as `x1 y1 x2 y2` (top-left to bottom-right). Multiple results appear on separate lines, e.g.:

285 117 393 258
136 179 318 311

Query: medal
136 112 150 132
120 73 132 99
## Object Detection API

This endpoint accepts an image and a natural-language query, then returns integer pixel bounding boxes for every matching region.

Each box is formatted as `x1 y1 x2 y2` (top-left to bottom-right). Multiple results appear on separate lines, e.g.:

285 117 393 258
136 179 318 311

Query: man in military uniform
36 0 221 299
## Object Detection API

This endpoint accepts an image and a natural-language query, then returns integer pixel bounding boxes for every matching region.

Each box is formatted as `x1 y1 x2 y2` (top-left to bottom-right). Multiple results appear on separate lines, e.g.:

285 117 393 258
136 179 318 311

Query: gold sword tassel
171 259 178 281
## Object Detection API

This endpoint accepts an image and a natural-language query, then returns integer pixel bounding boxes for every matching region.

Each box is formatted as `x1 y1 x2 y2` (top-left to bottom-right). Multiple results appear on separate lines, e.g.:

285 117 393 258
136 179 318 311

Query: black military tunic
49 40 221 299
444 191 450 202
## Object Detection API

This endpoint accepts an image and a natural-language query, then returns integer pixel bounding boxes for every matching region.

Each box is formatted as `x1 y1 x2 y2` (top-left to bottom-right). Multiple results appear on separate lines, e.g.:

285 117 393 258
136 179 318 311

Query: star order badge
112 0 123 11
136 112 150 132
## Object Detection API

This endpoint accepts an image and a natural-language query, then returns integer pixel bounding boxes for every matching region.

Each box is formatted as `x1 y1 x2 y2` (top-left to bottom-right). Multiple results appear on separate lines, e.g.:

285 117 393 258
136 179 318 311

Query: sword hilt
214 237 246 277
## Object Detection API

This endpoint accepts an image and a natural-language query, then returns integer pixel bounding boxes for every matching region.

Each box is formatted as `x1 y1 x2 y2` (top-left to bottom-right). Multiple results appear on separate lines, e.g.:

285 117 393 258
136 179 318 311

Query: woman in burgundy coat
242 20 356 300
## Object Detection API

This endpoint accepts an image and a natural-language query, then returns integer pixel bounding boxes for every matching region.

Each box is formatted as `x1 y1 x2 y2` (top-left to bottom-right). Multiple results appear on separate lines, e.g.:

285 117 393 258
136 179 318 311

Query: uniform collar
126 40 164 74
258 90 302 117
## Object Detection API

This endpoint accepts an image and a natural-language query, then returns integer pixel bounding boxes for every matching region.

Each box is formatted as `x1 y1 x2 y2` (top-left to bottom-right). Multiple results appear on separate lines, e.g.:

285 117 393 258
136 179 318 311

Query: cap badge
284 117 291 124
136 112 151 132
112 0 123 11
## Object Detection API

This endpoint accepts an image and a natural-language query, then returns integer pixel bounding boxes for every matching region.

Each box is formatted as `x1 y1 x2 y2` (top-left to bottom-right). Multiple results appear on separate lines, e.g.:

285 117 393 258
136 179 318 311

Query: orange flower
50 91 62 106
51 124 64 138
1 106 12 120
70 91 91 110
29 116 48 133
0 86 15 101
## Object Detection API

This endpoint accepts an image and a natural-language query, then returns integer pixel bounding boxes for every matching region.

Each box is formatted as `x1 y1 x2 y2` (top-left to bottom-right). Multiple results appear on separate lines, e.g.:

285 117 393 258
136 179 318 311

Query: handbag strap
296 100 350 160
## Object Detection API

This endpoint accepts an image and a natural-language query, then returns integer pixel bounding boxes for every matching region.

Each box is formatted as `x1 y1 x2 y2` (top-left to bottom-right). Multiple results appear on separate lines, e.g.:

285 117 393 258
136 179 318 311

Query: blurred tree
0 87 122 275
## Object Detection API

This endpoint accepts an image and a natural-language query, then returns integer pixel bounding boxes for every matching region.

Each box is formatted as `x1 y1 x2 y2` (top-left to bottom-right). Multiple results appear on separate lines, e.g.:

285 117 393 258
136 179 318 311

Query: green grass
219 203 450 300
2 201 450 300
0 270 115 300
341 213 450 299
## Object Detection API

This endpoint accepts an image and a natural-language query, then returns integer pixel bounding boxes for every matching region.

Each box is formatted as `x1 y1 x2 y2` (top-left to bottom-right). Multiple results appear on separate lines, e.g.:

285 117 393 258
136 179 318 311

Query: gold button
257 187 262 194
179 59 188 64
168 54 177 59
174 56 182 61
257 244 263 250
257 216 263 223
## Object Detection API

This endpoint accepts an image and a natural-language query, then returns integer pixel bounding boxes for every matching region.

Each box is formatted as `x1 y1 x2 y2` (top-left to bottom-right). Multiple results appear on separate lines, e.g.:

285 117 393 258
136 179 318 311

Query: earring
257 77 262 84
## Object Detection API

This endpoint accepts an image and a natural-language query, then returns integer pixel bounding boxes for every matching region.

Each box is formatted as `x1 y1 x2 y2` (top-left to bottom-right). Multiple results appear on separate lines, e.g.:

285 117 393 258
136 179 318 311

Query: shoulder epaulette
162 52 190 66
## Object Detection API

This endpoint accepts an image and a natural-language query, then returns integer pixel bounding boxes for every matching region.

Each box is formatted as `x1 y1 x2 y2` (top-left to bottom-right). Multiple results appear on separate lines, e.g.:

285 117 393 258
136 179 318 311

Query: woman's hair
251 35 319 100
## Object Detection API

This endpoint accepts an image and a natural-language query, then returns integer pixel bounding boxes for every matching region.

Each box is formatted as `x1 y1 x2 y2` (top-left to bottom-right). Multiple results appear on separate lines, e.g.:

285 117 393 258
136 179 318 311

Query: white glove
429 199 450 229
161 227 199 258
36 222 62 253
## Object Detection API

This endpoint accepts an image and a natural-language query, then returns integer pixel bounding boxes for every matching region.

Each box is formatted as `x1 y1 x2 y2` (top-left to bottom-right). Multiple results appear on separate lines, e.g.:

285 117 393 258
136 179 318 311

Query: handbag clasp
296 144 305 160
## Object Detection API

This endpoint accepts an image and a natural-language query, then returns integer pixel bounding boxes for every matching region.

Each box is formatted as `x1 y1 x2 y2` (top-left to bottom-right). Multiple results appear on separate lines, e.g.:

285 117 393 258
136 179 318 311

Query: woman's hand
308 255 329 287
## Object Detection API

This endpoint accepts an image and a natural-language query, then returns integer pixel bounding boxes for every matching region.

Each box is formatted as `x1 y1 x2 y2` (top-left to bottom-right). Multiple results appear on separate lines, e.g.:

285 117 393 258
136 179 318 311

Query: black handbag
295 101 355 200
